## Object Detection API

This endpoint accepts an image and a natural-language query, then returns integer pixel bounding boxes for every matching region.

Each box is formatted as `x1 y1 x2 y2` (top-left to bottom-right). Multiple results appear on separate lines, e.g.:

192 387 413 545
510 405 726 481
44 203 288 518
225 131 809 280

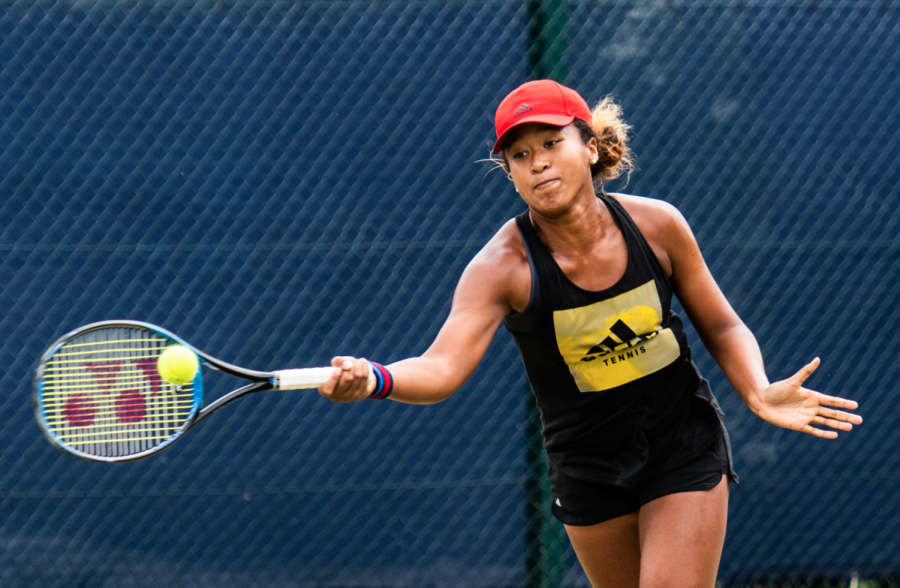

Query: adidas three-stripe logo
513 102 532 118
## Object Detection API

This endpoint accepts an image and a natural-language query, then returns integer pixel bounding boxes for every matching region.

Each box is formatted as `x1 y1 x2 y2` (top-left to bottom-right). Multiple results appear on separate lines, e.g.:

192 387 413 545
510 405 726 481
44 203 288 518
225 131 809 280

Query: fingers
779 357 862 440
818 393 861 414
810 415 854 432
815 404 863 426
797 397 863 438
799 424 839 440
317 359 344 397
319 356 372 403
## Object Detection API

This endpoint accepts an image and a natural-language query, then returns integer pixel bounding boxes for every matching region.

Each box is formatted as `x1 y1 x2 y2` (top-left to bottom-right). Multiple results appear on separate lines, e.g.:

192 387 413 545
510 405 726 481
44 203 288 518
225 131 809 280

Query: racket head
35 321 204 463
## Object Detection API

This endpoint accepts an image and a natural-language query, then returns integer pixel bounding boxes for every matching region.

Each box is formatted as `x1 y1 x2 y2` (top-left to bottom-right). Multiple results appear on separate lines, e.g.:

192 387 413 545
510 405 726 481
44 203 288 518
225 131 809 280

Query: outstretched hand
754 357 862 439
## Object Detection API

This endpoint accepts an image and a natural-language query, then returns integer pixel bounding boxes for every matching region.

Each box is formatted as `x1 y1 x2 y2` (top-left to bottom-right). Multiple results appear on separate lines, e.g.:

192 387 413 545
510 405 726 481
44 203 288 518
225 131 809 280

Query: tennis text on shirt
554 280 680 392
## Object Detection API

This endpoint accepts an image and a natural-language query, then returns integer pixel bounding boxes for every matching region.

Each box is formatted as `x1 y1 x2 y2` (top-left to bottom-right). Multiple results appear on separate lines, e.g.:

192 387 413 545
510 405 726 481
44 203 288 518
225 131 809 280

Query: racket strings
41 374 171 393
38 327 200 458
42 349 165 364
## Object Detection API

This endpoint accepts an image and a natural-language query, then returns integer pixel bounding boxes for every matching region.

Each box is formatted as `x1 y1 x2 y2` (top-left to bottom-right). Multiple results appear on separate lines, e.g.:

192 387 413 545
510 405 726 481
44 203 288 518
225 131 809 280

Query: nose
531 150 550 173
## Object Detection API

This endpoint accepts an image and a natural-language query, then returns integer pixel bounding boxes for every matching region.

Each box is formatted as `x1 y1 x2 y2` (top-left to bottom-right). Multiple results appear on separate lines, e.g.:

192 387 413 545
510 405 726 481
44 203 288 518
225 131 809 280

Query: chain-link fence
1 1 898 586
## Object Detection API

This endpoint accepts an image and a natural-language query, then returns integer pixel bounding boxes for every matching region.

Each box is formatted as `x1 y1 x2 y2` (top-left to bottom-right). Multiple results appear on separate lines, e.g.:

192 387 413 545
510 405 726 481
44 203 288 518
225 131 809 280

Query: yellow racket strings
40 327 198 457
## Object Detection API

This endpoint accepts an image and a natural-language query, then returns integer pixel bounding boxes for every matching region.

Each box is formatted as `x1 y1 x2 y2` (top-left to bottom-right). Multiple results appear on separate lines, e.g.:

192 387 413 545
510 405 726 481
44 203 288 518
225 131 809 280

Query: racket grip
272 365 377 392
272 367 334 390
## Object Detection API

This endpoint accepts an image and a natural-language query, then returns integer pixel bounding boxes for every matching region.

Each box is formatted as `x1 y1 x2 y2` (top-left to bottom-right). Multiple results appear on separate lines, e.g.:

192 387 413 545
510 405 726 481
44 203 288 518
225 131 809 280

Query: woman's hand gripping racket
34 320 375 463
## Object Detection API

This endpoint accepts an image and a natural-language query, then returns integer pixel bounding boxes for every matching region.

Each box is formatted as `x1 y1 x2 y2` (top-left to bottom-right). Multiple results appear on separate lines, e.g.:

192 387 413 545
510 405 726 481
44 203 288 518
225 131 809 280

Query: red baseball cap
492 80 593 154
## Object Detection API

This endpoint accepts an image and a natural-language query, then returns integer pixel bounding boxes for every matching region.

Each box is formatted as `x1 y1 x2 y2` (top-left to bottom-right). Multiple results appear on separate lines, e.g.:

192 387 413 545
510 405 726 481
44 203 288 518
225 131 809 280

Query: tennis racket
34 320 372 463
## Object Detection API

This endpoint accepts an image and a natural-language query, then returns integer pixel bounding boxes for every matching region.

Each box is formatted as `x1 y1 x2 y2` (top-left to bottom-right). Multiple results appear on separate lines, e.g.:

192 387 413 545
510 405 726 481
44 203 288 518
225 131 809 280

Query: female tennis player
319 80 862 587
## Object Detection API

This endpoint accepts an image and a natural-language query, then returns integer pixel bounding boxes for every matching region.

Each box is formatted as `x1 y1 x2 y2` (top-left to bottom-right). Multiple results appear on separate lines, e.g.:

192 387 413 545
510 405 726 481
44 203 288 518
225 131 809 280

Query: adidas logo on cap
513 103 533 118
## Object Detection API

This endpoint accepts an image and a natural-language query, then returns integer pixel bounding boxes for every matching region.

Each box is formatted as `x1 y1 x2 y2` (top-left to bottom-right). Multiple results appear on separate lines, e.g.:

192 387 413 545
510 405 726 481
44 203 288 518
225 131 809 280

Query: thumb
331 356 355 369
791 357 820 385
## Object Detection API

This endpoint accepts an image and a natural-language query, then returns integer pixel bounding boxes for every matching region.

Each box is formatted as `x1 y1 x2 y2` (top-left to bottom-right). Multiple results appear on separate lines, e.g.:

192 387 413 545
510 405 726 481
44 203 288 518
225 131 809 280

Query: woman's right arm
318 222 527 404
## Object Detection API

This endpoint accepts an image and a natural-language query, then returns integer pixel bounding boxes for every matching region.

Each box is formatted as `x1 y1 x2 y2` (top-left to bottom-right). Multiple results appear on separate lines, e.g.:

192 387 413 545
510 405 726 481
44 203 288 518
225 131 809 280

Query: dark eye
546 139 561 148
511 150 527 159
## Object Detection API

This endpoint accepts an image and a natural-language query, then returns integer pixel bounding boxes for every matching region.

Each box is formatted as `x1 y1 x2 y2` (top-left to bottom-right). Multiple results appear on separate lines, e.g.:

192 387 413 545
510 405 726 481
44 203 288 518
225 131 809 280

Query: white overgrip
272 364 377 392
272 367 335 390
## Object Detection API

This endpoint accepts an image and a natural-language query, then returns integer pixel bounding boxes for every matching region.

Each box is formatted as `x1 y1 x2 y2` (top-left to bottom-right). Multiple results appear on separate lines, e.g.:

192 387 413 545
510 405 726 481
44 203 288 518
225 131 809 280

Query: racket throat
192 380 271 428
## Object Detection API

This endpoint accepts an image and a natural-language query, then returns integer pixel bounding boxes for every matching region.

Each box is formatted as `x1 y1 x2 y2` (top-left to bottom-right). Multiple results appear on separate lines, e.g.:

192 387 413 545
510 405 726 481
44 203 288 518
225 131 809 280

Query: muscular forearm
321 250 511 405
700 321 770 415
381 304 504 404
386 354 475 405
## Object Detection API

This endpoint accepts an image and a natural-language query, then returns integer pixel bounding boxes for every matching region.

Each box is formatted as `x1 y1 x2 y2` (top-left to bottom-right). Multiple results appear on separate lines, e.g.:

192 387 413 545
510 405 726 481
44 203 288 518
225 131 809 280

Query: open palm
755 358 862 439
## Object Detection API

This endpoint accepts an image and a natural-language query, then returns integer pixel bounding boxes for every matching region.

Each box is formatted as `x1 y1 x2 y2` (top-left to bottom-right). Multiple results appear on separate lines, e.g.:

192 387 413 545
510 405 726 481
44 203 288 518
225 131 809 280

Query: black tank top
503 192 725 487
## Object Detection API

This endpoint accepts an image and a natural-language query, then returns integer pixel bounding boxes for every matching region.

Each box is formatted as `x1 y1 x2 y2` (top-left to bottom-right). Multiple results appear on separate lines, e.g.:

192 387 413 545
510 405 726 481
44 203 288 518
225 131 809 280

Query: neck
529 189 612 253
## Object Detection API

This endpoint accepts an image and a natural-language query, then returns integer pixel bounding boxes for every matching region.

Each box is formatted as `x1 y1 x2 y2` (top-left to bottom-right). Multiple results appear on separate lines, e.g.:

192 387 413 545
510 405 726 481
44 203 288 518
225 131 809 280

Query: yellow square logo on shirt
553 280 680 392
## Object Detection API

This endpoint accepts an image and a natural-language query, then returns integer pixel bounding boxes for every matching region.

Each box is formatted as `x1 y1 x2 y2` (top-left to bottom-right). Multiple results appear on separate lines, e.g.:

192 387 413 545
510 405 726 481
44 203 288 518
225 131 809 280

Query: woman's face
503 123 598 217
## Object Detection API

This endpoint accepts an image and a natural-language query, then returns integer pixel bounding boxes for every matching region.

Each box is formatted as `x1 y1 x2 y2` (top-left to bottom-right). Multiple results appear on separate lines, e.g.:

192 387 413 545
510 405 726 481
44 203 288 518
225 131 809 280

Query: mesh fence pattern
1 1 899 586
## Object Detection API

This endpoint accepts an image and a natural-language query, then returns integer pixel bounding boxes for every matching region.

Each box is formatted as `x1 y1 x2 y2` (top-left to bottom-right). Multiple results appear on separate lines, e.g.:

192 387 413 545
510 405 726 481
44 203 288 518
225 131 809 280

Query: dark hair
573 95 634 185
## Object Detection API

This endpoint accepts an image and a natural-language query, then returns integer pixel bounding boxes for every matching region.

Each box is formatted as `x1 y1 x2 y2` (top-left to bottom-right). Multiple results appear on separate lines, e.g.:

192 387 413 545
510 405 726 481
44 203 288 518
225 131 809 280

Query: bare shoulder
607 193 697 277
608 193 688 237
459 218 531 313
472 218 527 264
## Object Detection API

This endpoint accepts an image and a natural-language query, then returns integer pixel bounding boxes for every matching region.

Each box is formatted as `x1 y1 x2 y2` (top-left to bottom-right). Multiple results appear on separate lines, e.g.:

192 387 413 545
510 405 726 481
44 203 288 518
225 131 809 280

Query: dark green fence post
525 393 567 588
525 3 568 585
528 0 567 82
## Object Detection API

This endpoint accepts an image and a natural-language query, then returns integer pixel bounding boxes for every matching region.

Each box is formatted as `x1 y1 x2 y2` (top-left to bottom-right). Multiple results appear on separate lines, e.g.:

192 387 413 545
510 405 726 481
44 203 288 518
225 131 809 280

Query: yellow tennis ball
157 345 199 386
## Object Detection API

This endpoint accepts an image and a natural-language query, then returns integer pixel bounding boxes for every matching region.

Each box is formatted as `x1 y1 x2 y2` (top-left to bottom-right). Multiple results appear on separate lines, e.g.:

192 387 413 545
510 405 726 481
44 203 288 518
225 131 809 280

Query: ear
587 137 599 164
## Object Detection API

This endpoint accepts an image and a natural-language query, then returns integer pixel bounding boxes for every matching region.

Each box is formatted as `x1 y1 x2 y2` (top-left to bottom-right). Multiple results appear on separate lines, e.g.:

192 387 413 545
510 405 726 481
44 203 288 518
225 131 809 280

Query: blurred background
1 0 898 586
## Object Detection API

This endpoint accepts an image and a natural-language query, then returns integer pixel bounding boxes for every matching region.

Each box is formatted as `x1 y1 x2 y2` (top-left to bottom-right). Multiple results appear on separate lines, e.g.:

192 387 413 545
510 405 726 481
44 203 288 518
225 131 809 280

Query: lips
534 178 559 190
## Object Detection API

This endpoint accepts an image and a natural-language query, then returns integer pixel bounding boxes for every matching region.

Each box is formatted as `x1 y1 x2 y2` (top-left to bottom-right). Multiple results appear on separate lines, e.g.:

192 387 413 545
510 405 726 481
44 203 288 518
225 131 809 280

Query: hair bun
588 96 633 183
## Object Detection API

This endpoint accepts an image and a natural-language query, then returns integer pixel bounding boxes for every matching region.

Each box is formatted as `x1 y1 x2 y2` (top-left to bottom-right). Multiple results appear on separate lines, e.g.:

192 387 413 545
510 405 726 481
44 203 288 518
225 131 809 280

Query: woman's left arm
660 204 862 439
